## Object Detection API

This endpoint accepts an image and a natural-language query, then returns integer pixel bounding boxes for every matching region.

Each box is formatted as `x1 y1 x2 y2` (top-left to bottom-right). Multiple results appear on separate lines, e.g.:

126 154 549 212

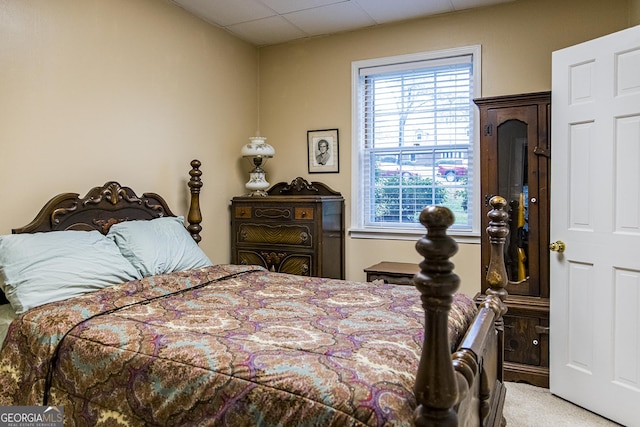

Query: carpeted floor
503 382 622 426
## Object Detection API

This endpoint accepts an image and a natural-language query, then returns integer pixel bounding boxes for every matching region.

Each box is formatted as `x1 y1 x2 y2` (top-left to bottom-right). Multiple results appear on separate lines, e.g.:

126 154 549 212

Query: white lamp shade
241 136 275 158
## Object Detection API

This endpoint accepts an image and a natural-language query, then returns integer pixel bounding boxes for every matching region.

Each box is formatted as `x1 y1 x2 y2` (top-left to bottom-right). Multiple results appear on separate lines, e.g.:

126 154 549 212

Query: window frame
350 45 482 242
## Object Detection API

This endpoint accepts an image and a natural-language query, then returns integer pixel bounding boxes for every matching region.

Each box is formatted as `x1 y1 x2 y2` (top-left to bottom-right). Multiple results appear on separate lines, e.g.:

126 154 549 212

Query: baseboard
504 362 549 388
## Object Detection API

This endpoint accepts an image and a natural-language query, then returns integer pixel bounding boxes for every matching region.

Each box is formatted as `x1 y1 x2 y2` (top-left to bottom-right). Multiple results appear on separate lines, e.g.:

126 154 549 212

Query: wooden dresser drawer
294 207 314 220
237 223 313 247
235 206 293 220
237 250 312 276
254 206 293 220
234 206 252 219
235 205 315 221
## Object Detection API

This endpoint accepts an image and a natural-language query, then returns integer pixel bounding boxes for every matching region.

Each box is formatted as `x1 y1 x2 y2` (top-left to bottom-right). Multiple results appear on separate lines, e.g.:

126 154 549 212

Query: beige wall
632 0 640 24
1 0 636 297
259 0 631 295
0 0 258 263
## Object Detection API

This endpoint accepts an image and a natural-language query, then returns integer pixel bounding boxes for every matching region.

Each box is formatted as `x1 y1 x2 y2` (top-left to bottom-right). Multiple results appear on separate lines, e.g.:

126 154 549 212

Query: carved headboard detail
13 182 175 235
267 177 341 197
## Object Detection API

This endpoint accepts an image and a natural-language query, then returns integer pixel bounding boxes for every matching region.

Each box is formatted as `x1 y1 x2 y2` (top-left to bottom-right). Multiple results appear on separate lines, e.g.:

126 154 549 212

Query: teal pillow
0 230 142 313
107 216 212 277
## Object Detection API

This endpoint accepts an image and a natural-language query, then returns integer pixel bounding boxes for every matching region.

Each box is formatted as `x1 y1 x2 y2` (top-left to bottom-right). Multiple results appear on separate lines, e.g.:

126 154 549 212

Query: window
351 46 481 240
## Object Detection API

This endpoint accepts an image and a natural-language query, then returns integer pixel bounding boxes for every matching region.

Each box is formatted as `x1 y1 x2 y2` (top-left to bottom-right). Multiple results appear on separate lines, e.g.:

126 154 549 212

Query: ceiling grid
169 0 515 46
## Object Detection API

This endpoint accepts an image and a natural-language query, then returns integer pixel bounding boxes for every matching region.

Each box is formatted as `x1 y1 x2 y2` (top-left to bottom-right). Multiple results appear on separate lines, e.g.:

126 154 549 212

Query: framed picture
307 128 339 173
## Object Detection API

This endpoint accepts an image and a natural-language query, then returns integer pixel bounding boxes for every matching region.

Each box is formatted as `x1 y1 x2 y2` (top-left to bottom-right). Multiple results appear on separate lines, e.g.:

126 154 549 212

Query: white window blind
351 46 481 238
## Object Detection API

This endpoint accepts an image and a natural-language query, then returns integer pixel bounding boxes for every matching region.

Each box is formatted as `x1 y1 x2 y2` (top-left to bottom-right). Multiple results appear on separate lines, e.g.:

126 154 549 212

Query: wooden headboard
12 160 203 241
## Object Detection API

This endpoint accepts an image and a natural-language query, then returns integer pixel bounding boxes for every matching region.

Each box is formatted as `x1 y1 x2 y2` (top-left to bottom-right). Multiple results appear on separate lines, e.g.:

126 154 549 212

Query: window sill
348 227 481 244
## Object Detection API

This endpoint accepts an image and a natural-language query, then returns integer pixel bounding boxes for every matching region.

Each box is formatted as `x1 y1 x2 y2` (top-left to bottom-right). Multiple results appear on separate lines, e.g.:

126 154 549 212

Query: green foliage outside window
374 175 444 223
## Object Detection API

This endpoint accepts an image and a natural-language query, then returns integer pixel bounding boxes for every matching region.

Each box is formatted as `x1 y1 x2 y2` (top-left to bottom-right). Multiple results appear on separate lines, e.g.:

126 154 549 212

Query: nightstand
364 261 418 286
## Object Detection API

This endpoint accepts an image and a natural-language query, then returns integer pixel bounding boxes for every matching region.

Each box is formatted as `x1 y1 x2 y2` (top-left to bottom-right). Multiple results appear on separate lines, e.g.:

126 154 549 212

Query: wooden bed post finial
187 159 203 243
484 196 509 309
413 205 460 427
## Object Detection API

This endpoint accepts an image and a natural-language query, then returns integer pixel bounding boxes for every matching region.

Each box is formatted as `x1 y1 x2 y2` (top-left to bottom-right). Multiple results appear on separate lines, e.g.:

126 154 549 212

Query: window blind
354 50 477 233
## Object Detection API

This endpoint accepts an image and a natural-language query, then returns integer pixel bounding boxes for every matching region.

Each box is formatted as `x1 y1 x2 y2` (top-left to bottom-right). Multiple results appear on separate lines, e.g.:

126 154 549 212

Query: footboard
413 196 508 426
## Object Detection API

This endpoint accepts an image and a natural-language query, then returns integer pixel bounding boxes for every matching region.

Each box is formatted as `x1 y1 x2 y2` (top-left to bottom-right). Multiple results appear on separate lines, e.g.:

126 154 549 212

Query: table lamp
241 135 275 196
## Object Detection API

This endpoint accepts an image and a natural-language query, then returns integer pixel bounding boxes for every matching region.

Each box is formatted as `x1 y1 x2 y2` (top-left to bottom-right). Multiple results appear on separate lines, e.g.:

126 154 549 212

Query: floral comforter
0 265 477 426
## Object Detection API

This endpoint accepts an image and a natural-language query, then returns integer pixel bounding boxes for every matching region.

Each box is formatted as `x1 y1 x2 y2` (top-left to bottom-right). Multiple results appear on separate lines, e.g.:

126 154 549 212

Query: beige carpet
503 382 622 426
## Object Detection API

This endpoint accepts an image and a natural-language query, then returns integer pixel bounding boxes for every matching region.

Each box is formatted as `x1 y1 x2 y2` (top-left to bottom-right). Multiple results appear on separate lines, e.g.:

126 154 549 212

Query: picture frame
307 128 339 173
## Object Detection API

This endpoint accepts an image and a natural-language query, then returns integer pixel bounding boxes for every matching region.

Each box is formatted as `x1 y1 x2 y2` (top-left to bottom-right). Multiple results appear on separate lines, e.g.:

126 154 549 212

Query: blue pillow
107 216 212 277
0 230 142 313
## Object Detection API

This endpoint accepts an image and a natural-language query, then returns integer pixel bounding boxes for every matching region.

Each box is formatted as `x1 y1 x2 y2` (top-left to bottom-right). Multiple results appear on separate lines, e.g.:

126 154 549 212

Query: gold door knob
549 241 566 253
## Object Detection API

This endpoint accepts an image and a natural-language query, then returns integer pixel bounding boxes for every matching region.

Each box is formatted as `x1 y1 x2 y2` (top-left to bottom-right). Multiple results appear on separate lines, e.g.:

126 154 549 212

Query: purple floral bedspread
0 265 477 426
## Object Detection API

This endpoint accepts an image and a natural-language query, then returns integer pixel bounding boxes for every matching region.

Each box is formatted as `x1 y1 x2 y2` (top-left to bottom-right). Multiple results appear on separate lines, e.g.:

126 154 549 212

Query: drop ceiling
169 0 515 46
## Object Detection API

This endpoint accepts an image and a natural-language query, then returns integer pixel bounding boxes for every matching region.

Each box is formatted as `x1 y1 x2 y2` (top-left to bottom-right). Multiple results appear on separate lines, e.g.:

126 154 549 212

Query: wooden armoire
474 91 551 388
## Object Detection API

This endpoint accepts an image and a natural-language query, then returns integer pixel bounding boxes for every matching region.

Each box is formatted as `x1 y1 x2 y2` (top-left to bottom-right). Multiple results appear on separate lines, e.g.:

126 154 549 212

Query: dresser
230 177 345 279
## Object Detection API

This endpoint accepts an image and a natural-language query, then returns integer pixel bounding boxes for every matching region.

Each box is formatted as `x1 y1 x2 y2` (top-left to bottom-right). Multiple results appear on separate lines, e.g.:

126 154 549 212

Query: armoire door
477 92 551 300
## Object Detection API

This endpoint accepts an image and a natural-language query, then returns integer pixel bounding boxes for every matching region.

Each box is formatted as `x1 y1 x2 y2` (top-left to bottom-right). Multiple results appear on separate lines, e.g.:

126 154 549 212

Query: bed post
483 195 509 371
413 205 461 426
187 159 203 243
413 197 509 427
484 196 509 305
477 196 509 426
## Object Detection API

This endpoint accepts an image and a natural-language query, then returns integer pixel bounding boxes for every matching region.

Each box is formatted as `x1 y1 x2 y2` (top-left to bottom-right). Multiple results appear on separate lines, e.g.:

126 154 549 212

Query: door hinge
533 146 550 158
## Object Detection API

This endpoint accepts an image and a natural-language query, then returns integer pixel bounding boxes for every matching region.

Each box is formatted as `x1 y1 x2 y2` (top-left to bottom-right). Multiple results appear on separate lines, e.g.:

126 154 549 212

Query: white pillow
107 216 212 277
0 230 142 313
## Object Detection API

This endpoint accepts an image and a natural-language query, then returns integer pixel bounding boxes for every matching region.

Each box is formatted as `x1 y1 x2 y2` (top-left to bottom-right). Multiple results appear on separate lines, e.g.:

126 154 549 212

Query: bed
0 159 509 426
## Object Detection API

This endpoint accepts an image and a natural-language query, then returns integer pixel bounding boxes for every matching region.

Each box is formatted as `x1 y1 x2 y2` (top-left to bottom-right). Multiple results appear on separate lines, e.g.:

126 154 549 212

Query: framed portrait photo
307 128 339 173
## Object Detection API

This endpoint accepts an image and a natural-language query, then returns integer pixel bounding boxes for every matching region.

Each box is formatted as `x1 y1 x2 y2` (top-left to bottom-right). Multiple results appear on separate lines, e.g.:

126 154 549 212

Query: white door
550 25 640 427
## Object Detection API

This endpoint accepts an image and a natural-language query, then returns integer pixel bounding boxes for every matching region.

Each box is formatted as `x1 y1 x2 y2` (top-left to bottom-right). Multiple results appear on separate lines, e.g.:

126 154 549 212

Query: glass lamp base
245 171 270 197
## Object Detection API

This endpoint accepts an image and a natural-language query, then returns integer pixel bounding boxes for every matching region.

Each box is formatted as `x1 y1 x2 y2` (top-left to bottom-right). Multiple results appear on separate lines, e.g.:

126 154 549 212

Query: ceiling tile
259 0 348 15
353 0 453 23
227 15 308 45
284 2 376 36
171 0 277 26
